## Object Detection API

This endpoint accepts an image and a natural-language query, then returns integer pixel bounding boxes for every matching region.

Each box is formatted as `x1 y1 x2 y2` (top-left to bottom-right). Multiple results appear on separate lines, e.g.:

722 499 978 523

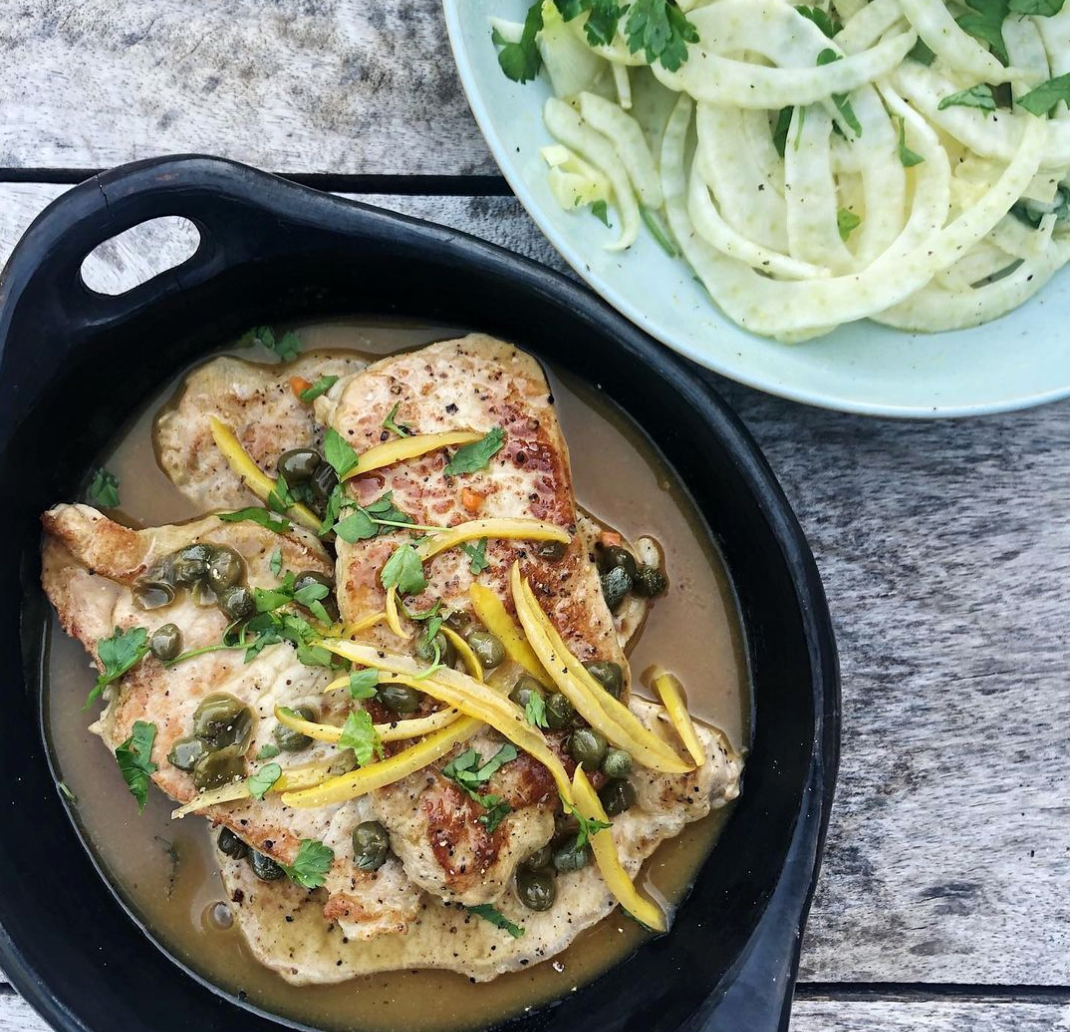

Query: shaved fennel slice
991 213 1057 261
544 97 640 250
687 170 830 279
935 240 1021 291
489 16 523 43
1004 16 1051 98
898 0 1015 84
578 92 662 207
834 0 870 19
741 109 785 194
613 63 632 110
1036 5 1070 80
538 0 604 99
837 0 907 55
542 144 611 209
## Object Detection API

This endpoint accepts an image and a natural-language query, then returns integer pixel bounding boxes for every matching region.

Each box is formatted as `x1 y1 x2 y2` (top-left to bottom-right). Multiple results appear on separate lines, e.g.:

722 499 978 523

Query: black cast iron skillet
0 156 839 1032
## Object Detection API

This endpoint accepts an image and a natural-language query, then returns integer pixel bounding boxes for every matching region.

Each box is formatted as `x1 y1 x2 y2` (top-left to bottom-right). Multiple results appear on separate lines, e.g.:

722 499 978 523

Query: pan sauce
43 319 751 1032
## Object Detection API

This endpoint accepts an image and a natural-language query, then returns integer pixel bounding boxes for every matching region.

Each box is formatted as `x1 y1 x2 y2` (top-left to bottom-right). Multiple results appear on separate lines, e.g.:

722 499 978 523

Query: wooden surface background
2 1 1070 1029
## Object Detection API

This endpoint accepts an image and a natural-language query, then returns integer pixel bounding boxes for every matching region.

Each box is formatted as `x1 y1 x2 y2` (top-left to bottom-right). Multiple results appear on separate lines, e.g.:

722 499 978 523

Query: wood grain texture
0 1 492 174
0 183 1068 988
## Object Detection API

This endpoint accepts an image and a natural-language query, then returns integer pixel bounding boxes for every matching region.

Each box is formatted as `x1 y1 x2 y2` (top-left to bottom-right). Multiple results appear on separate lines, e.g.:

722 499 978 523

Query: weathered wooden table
2 3 1069 1030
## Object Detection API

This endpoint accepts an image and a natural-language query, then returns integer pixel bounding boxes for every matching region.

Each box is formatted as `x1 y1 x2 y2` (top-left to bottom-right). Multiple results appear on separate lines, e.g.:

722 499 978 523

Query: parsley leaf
837 208 862 241
1009 0 1065 12
816 49 862 136
334 508 378 543
281 838 335 889
338 710 383 765
219 507 292 534
298 374 339 403
247 762 282 800
795 4 841 37
382 401 412 438
87 467 121 508
89 626 149 708
323 428 359 479
496 0 544 83
556 0 626 45
1017 73 1070 116
239 326 302 361
115 720 157 813
467 903 525 937
907 38 936 65
773 107 793 158
348 668 380 699
444 427 506 476
459 538 490 574
267 472 295 515
563 799 613 849
381 544 428 595
624 0 698 72
269 548 284 577
294 581 331 624
442 743 518 826
640 205 679 256
590 199 611 227
896 116 925 167
256 743 281 760
525 691 549 729
956 0 1009 66
938 83 996 112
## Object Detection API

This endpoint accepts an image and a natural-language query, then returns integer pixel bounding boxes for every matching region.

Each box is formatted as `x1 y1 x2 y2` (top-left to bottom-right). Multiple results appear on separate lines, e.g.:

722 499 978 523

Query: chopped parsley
115 720 157 813
907 38 936 65
1009 0 1065 12
239 325 302 361
256 743 282 760
444 427 506 476
347 668 380 699
557 0 625 45
837 208 862 242
269 548 284 577
590 199 611 227
816 49 862 136
956 0 1009 66
773 107 793 158
896 116 925 167
331 491 419 542
338 710 384 766
563 799 613 848
281 838 335 889
459 538 490 574
495 0 543 83
467 904 525 938
640 205 678 256
624 0 698 72
795 4 841 37
247 762 282 800
267 472 296 515
442 745 518 832
1017 73 1070 117
323 427 359 479
381 544 428 595
219 507 292 534
938 83 996 113
525 691 549 729
382 401 412 438
87 467 121 508
298 374 339 403
88 626 149 708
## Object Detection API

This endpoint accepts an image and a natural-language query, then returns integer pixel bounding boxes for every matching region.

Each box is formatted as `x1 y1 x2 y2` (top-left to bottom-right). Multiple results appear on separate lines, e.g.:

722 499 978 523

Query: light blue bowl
444 0 1070 417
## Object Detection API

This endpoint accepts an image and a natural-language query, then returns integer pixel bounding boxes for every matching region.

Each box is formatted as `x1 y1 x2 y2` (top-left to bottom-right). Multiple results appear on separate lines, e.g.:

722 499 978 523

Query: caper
601 747 633 779
445 610 472 634
632 564 668 598
509 675 546 711
293 570 339 622
535 539 568 561
273 705 316 752
544 691 575 731
190 579 218 607
149 623 183 662
552 837 589 873
597 544 638 580
415 631 455 668
133 580 176 611
516 867 556 911
144 556 176 587
167 734 208 772
309 461 338 504
352 821 390 871
467 630 505 670
554 810 578 839
585 661 623 700
206 546 244 593
217 827 250 860
193 693 253 750
569 727 607 771
600 779 637 816
172 543 212 586
191 745 245 791
378 683 422 715
523 843 553 871
277 448 322 484
600 567 632 612
217 584 254 621
249 851 285 881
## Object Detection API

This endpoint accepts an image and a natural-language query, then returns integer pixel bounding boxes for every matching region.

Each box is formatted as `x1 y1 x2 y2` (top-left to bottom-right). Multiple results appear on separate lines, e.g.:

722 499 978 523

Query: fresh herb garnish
459 538 490 574
525 692 549 729
563 799 613 848
267 472 296 515
338 710 384 766
467 903 525 938
298 374 339 403
1009 0 1065 13
88 626 149 708
938 83 996 113
87 467 121 508
239 326 302 361
773 107 793 158
1017 73 1070 116
219 507 292 534
381 544 428 595
590 199 611 226
348 668 380 699
382 401 412 438
247 762 282 800
795 4 841 37
444 427 506 476
442 745 518 831
269 548 284 577
281 838 335 889
837 208 862 242
816 49 862 136
256 743 282 760
907 38 936 65
896 116 925 167
323 428 359 479
956 0 1009 66
624 0 698 72
294 580 332 624
495 0 544 83
556 0 625 44
115 720 157 813
640 205 679 256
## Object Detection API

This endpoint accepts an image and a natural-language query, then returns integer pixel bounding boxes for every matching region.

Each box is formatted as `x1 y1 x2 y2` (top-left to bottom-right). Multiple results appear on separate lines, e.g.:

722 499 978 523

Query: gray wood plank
0 183 1068 986
0 0 492 175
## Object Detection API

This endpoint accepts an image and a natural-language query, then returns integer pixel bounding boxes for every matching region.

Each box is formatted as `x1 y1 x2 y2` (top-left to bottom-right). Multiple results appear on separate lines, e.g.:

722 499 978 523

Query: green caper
544 692 575 731
535 539 568 561
277 448 322 484
352 821 390 871
523 843 553 870
415 631 455 668
217 827 250 860
217 584 254 621
167 735 208 772
600 779 637 817
378 683 422 715
206 546 244 593
601 747 633 779
190 579 218 607
600 567 632 612
467 630 505 670
172 543 212 586
132 580 176 611
273 705 316 752
585 661 624 699
309 461 338 504
516 867 556 911
509 675 546 711
249 851 285 881
552 837 589 873
569 727 607 771
632 564 668 597
554 810 578 839
144 556 176 587
294 570 339 622
193 693 253 750
149 623 182 662
597 544 638 580
191 746 246 791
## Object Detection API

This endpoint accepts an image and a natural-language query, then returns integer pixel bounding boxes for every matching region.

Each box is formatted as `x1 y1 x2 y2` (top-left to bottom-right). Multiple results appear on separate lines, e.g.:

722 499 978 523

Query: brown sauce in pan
42 319 751 1032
